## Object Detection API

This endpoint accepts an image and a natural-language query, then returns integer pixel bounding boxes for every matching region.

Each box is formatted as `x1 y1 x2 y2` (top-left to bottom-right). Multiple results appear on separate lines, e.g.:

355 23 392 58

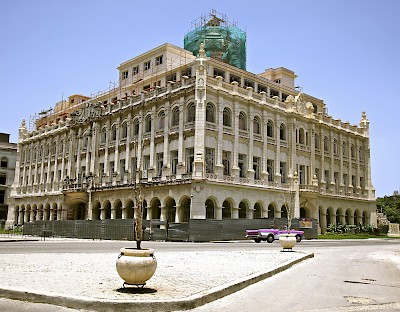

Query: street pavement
0 237 399 311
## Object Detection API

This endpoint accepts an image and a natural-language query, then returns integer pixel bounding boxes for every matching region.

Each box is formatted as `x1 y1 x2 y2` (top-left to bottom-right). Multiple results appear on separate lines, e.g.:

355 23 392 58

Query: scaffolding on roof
184 10 246 70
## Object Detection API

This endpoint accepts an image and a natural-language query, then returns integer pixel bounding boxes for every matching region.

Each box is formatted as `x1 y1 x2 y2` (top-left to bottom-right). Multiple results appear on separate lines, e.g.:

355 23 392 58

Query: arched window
315 133 320 149
121 121 128 139
333 139 338 155
299 128 305 144
171 106 180 126
267 120 274 137
111 124 117 141
342 141 347 157
82 135 88 149
52 141 56 155
145 115 152 133
351 144 355 159
253 116 261 134
206 103 215 123
39 145 43 159
324 136 329 152
45 143 50 157
59 140 64 155
133 119 139 136
158 111 165 130
101 128 107 144
223 107 232 127
280 123 286 141
359 146 363 161
239 111 247 131
187 102 195 122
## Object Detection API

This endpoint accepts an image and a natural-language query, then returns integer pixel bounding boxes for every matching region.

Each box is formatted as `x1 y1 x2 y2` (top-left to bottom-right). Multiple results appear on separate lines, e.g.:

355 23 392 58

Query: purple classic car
245 228 304 243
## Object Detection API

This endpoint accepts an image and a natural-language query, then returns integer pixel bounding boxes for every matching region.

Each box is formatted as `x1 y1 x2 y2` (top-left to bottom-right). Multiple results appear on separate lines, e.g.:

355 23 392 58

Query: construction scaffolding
184 9 246 70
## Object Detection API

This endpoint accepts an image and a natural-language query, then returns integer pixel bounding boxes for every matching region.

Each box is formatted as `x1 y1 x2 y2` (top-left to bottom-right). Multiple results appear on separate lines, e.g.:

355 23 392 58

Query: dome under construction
184 10 246 70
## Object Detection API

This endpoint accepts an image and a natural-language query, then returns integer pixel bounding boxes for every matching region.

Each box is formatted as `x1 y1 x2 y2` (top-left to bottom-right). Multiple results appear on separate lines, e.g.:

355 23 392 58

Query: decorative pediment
70 103 104 125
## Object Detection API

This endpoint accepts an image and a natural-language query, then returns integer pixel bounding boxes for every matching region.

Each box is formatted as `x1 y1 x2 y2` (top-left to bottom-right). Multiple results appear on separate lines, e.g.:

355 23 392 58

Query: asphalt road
0 238 399 312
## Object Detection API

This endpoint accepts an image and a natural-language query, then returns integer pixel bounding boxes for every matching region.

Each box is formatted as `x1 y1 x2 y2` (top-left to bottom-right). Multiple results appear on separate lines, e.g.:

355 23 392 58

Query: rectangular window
205 148 215 174
0 174 6 185
334 172 339 191
144 61 151 71
315 168 320 183
238 154 246 178
325 170 330 189
0 190 4 204
133 66 139 75
170 150 178 175
131 157 137 180
120 159 125 179
222 151 231 176
122 70 128 79
186 148 194 173
299 165 305 185
213 68 225 78
352 175 356 193
166 73 177 82
280 162 286 183
155 55 163 65
109 161 114 175
99 163 104 177
230 74 240 83
181 67 192 78
258 84 267 93
253 157 260 180
143 156 150 171
267 159 274 182
156 153 163 177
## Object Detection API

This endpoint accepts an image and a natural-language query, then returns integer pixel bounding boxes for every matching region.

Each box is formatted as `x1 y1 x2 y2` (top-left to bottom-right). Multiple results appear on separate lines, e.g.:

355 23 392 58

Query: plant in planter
116 140 157 287
279 172 298 251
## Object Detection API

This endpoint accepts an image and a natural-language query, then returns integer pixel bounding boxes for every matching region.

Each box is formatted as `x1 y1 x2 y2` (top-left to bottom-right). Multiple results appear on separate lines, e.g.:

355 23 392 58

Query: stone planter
279 233 297 251
116 247 157 287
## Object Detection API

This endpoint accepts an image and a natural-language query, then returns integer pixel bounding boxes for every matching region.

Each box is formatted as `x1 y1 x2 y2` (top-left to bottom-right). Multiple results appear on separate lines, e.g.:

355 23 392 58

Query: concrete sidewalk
0 239 313 311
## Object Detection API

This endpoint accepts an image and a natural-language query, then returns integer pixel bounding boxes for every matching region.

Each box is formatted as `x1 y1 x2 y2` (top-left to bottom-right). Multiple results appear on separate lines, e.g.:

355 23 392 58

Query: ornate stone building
7 15 376 233
0 133 17 224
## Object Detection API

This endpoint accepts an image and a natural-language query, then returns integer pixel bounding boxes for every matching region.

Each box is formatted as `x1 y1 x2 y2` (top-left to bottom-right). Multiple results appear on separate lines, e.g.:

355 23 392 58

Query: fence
22 218 318 241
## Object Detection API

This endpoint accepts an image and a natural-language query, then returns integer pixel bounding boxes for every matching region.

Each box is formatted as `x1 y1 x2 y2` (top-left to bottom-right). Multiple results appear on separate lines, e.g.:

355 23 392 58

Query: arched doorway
165 198 176 223
125 199 134 219
222 200 232 219
239 201 247 219
205 198 215 219
281 205 288 219
151 198 161 220
254 203 262 219
180 197 191 222
114 199 122 219
268 204 275 218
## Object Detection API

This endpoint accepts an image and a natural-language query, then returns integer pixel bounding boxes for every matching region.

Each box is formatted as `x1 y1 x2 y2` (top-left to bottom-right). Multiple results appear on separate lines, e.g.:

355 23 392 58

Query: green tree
376 194 400 223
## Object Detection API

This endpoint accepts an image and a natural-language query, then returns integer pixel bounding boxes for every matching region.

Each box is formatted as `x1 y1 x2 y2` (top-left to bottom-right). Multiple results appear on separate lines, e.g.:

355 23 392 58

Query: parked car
245 228 304 243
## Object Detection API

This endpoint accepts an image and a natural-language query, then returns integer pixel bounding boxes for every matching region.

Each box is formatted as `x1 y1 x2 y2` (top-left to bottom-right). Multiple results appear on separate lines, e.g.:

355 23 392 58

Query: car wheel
296 235 302 242
266 235 274 243
254 238 261 243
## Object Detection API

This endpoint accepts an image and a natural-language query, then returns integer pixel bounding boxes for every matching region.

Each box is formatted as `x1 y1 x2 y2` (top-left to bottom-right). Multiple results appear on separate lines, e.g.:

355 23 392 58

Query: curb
0 252 314 312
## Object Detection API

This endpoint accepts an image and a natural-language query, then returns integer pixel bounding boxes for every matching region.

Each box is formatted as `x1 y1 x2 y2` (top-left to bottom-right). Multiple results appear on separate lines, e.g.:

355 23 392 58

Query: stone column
175 204 181 223
247 108 255 183
232 97 240 181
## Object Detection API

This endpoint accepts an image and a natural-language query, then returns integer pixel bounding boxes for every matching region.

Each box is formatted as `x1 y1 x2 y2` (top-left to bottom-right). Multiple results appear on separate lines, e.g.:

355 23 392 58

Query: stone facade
7 43 376 233
0 133 17 224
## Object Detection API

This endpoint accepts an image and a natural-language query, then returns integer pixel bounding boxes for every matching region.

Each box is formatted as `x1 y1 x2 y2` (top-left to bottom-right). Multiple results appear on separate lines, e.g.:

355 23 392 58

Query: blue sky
0 0 399 197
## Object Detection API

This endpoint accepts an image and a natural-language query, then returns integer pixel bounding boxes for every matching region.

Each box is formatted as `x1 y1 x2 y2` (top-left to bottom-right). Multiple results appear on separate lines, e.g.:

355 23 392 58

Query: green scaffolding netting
184 24 246 70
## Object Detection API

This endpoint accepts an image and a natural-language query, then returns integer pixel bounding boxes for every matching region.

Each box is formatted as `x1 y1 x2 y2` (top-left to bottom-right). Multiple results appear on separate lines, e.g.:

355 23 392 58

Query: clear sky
0 0 399 197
